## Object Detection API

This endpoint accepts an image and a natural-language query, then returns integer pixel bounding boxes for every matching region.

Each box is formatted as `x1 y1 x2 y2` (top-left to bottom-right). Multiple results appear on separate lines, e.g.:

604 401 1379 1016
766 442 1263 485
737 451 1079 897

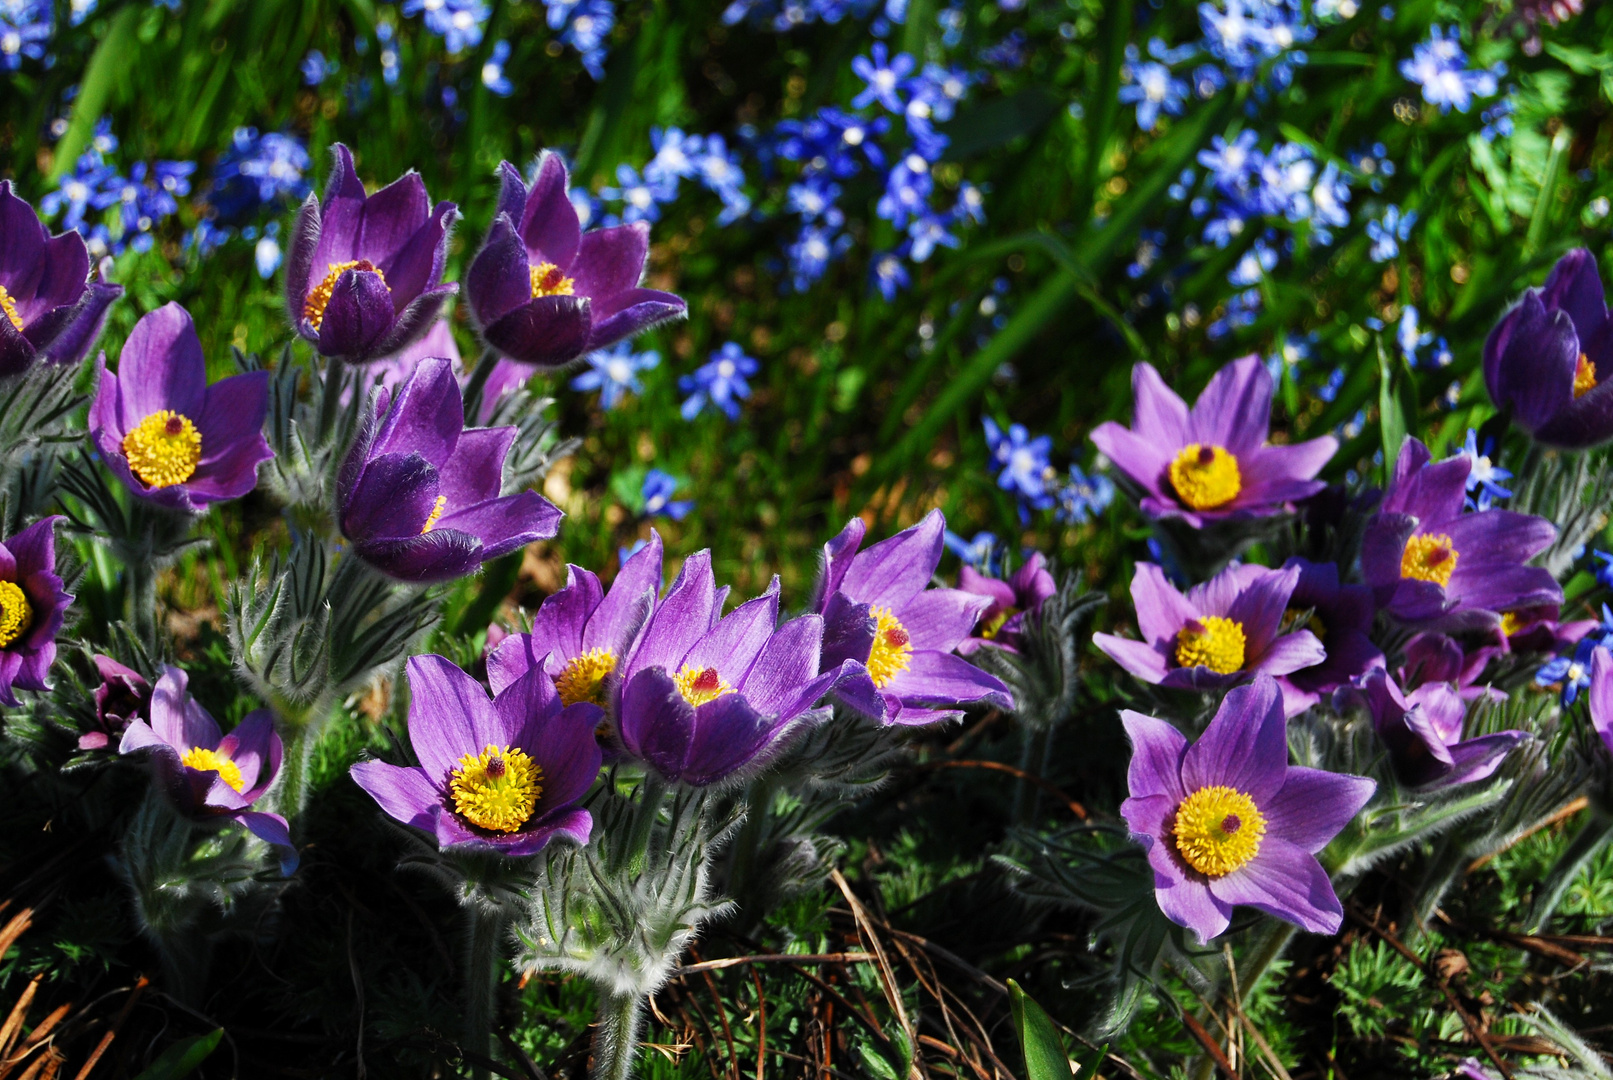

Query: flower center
980 606 1020 640
0 581 32 649
420 495 447 534
449 744 542 833
1281 607 1327 642
674 664 736 707
1575 353 1597 398
1499 611 1524 637
530 261 576 299
122 410 202 489
0 285 22 331
866 605 914 688
1174 616 1247 674
1168 443 1242 510
303 259 388 332
1172 785 1266 877
180 746 245 793
554 648 617 707
1401 532 1458 588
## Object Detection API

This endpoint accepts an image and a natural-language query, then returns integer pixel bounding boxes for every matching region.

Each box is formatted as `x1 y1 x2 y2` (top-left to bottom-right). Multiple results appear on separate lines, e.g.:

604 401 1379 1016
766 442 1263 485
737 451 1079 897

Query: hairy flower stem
1188 920 1297 1080
1011 726 1050 825
614 774 668 876
590 990 646 1080
463 902 506 1080
128 556 158 645
1527 804 1613 933
726 772 776 919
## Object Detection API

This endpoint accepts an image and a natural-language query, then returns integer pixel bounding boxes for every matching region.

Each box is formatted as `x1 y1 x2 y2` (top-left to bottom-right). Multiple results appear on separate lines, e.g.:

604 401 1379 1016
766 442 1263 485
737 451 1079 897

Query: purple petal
354 530 483 582
436 426 516 510
569 222 650 300
1264 767 1374 852
380 200 456 308
839 509 945 612
628 550 716 676
520 153 581 268
1187 355 1271 454
814 517 867 611
351 169 431 265
618 667 699 776
585 530 662 655
1129 562 1198 645
406 654 501 780
1122 710 1188 803
483 296 594 369
434 490 563 558
738 614 826 717
492 662 561 746
114 303 207 429
1090 420 1171 504
682 582 781 683
1129 362 1192 447
341 453 441 542
879 650 1012 710
1209 837 1343 935
1541 248 1607 346
149 666 221 751
372 357 463 466
1093 633 1172 684
1591 647 1613 756
316 267 398 359
585 289 687 353
285 192 321 323
1248 630 1326 678
466 214 536 328
897 587 993 654
517 701 604 812
1181 676 1287 803
350 759 443 830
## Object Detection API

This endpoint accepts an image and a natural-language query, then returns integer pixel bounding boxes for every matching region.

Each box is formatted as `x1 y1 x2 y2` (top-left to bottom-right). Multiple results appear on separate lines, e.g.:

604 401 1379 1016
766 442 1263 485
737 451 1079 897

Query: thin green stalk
127 555 158 644
463 902 506 1080
727 771 778 918
614 773 666 876
590 990 645 1080
1527 804 1613 934
1011 726 1049 825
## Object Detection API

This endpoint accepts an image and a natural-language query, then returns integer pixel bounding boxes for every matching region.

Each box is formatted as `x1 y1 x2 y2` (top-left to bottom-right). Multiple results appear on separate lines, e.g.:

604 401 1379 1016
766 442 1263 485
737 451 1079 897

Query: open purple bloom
1348 668 1524 789
1588 646 1613 761
351 655 601 856
616 552 858 786
955 552 1056 655
0 180 122 375
0 517 70 708
815 510 1013 726
1121 676 1375 944
465 154 686 370
285 144 458 363
1275 557 1382 714
80 654 151 751
338 357 562 582
1483 249 1613 448
1361 438 1559 632
1090 357 1338 526
118 666 296 873
1094 561 1326 696
89 303 272 513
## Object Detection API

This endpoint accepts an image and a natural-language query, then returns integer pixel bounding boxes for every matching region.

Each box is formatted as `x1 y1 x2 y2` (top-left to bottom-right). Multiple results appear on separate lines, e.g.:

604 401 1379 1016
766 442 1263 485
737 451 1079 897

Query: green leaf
50 7 141 181
939 88 1063 161
857 1040 901 1080
1008 979 1071 1080
1377 340 1417 483
133 1029 223 1080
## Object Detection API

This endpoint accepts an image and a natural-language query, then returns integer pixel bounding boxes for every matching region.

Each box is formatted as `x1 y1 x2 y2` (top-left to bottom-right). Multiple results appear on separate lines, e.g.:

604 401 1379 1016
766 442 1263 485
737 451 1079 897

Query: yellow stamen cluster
1401 533 1458 588
1499 611 1524 637
674 664 736 707
866 605 914 688
449 744 542 833
0 581 32 649
1172 785 1266 877
303 259 389 332
1168 444 1242 510
530 261 577 298
979 606 1020 640
554 648 617 707
1575 354 1597 398
122 410 202 489
421 495 447 534
181 746 245 793
1174 616 1247 674
0 284 22 331
1283 607 1327 642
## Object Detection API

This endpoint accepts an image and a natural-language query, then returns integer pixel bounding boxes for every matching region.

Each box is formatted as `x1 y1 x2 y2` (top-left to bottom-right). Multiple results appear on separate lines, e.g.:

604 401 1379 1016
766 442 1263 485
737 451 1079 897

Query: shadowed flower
956 552 1056 654
1483 249 1613 448
118 666 296 873
1275 557 1383 714
89 303 272 513
1588 647 1613 760
1361 438 1559 631
80 654 151 751
1094 562 1325 695
1090 357 1337 526
0 517 70 708
351 655 602 856
1398 633 1503 703
1494 604 1597 655
815 510 1013 725
338 357 562 582
1347 668 1524 789
1121 676 1375 943
466 154 686 370
285 144 458 363
0 180 122 375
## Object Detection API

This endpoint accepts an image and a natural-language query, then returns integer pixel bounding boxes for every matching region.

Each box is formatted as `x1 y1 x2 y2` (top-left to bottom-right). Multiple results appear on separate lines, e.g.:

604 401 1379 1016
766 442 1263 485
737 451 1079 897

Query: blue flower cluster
640 469 693 521
983 418 1115 526
721 0 901 32
39 120 195 258
544 0 615 80
570 341 661 409
0 1 50 69
680 343 760 422
398 0 490 54
596 129 751 230
1400 26 1503 114
191 128 312 273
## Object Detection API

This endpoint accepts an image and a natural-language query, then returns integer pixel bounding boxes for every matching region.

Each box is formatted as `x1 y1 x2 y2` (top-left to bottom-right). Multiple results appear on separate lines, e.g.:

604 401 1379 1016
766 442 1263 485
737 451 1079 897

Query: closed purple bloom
284 144 459 364
1483 248 1613 448
1090 357 1338 527
814 510 1013 726
351 655 602 856
118 666 296 873
1347 668 1524 789
1397 632 1503 703
80 654 151 751
465 154 687 371
0 517 70 708
0 180 123 375
338 358 563 583
1588 646 1613 761
955 552 1056 655
1496 604 1597 655
1094 561 1326 698
1360 438 1560 632
1274 557 1383 714
89 303 272 513
1121 676 1375 944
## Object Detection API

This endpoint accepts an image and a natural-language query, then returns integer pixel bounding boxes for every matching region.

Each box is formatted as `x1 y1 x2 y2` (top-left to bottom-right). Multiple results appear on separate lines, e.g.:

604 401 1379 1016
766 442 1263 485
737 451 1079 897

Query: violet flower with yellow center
1090 356 1337 526
1274 558 1383 715
1345 668 1525 790
1121 676 1375 943
89 303 272 512
956 552 1056 655
0 517 69 708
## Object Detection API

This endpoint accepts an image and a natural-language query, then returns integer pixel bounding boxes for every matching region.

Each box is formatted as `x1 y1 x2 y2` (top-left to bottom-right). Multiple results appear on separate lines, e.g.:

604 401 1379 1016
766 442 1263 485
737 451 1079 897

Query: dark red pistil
884 625 910 648
539 265 567 290
1197 445 1216 464
1221 814 1242 834
353 259 378 274
165 415 185 435
485 756 506 779
692 667 721 692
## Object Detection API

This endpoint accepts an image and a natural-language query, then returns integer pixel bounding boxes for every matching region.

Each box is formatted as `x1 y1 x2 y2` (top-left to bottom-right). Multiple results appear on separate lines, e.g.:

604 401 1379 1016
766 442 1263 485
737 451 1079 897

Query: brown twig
67 975 147 1080
672 953 876 976
750 968 767 1080
830 868 921 1080
1468 796 1590 872
916 761 1089 820
1180 1010 1236 1078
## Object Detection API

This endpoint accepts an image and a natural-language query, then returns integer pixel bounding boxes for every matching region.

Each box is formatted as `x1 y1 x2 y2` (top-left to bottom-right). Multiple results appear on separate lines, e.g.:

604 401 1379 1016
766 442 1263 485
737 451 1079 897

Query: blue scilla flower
401 0 490 53
641 469 693 521
1395 306 1433 366
206 128 311 226
1228 237 1277 286
1400 27 1499 114
787 178 842 223
680 343 759 421
255 223 283 279
787 224 847 291
954 182 986 226
870 249 910 301
1198 131 1259 188
851 43 915 112
1594 551 1613 590
979 30 1026 69
695 135 746 196
570 342 660 409
907 212 959 263
301 49 330 86
600 164 669 224
1119 58 1188 132
1537 637 1598 706
1366 204 1416 262
646 128 704 188
983 417 1054 510
1055 466 1115 525
41 155 117 232
1452 429 1512 509
1349 142 1396 191
1252 142 1315 221
560 0 614 79
1308 161 1350 243
481 40 514 96
909 63 972 122
944 530 1003 574
876 153 932 229
569 187 599 229
0 1 51 70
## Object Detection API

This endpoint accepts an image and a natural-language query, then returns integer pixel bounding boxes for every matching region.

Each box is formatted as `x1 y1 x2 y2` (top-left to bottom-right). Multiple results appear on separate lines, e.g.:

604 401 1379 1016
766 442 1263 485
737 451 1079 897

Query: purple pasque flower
1090 357 1338 527
285 144 458 364
0 180 123 376
466 154 686 371
0 517 70 708
1094 561 1326 696
1274 557 1383 714
814 510 1013 726
1121 676 1375 944
1483 248 1613 448
1349 667 1524 789
80 654 151 751
338 358 561 583
351 317 461 404
616 553 856 786
1398 632 1503 703
1496 604 1597 655
118 666 295 872
1361 438 1559 632
351 654 601 856
956 552 1056 655
1588 646 1613 761
89 304 272 513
